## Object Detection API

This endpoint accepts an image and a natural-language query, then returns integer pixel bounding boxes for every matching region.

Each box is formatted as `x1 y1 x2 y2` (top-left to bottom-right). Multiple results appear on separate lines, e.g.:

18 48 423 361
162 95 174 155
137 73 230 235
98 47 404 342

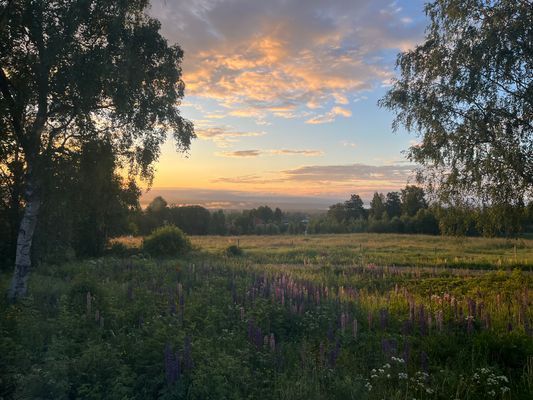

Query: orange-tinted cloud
195 126 266 147
217 149 324 157
212 162 416 197
149 0 424 122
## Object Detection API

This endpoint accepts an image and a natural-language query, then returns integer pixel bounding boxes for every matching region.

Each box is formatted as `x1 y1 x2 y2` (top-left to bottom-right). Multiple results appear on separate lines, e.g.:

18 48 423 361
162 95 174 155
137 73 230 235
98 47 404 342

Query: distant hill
140 188 342 212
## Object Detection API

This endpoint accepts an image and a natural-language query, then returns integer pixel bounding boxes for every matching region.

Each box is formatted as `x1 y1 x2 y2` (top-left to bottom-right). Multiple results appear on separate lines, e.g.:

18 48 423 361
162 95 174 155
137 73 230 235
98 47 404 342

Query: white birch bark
8 175 40 301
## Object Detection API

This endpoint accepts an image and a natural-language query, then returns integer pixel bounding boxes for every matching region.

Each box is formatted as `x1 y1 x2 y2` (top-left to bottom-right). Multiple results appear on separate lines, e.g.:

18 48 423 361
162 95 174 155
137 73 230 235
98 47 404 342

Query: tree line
135 186 533 239
314 186 533 236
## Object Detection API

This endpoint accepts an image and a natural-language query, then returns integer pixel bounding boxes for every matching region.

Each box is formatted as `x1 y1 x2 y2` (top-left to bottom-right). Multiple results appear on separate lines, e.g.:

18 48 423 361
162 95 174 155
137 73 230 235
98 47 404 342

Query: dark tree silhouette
0 0 194 301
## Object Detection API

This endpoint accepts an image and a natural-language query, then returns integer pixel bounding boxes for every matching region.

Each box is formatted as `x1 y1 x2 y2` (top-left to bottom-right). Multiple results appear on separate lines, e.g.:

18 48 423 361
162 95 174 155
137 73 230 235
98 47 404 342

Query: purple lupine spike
419 305 427 336
183 336 193 371
319 341 325 366
175 351 181 379
164 344 178 384
467 298 476 318
169 297 176 315
402 319 412 336
327 323 334 342
381 338 391 356
436 310 444 332
403 341 411 365
379 308 388 330
352 319 358 339
484 313 491 330
86 291 92 316
255 326 263 348
466 316 474 334
269 333 276 352
328 338 341 368
420 351 429 373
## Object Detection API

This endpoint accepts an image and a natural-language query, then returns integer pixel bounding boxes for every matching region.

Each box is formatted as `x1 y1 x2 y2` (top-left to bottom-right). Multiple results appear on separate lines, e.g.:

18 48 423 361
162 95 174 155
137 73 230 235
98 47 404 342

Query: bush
142 225 191 257
224 244 243 257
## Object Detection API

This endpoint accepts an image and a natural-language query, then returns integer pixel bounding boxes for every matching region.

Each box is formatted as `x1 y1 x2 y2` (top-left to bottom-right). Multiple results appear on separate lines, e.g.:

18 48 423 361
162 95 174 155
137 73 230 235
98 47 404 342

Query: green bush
142 225 191 257
224 244 243 257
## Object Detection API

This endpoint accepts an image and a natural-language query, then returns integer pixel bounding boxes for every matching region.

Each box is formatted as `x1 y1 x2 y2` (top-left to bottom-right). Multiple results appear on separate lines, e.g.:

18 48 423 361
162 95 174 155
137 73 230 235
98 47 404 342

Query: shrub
142 225 191 257
224 244 243 257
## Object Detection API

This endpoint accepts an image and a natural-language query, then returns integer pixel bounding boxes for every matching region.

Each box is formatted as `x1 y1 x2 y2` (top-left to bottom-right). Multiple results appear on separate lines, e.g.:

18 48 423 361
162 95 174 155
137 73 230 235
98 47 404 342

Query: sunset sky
145 0 428 207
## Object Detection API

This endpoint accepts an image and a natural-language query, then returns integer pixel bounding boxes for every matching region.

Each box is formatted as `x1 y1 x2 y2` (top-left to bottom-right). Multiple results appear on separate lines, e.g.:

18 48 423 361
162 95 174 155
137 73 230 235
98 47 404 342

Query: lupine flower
328 338 341 368
183 336 193 371
164 343 178 385
269 333 276 352
86 291 92 316
420 351 429 373
379 308 389 330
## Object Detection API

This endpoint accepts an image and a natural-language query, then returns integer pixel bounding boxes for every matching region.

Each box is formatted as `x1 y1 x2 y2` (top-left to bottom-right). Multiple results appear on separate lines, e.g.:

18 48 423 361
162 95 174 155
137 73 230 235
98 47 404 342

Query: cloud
340 140 357 148
195 126 266 147
306 106 352 124
212 162 416 197
280 163 414 184
217 150 262 158
149 0 425 121
269 149 323 156
216 148 324 157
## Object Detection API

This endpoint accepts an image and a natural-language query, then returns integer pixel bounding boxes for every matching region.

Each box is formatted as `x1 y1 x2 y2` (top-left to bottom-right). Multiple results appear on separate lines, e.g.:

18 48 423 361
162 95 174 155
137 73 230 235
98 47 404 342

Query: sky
144 0 428 208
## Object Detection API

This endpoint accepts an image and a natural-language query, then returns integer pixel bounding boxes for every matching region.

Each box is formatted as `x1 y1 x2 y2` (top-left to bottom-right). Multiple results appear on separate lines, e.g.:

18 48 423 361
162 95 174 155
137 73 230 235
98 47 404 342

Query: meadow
1 233 532 399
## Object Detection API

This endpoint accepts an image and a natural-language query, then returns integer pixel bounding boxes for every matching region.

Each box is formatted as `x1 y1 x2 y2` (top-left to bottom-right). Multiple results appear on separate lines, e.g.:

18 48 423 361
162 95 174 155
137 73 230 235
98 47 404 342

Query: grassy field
118 233 533 270
1 233 532 399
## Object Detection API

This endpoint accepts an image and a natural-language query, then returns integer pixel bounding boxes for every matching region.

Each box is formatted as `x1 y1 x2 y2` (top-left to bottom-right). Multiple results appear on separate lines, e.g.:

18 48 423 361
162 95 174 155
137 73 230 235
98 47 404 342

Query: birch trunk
8 174 40 302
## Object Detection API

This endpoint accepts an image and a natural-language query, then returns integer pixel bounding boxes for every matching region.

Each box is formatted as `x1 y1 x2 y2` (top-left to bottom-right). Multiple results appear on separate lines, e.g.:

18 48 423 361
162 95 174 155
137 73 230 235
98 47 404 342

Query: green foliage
369 193 386 220
380 0 532 208
142 225 191 257
385 192 402 219
225 244 243 257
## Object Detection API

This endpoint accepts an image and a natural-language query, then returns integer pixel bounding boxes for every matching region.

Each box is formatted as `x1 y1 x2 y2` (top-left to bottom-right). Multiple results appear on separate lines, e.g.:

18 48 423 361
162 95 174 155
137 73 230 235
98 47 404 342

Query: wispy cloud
340 140 357 148
216 150 263 158
280 163 414 183
212 162 416 197
195 126 266 147
306 106 352 124
217 148 324 157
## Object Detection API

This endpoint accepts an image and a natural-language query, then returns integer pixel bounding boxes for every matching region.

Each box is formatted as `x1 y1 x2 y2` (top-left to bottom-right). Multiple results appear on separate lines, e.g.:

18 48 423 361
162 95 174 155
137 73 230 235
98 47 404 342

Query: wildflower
398 373 408 380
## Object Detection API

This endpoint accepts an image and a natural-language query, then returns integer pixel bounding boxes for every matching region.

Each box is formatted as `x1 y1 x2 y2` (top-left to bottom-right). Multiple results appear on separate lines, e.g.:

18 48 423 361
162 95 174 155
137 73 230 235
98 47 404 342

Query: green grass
118 233 533 270
1 233 532 399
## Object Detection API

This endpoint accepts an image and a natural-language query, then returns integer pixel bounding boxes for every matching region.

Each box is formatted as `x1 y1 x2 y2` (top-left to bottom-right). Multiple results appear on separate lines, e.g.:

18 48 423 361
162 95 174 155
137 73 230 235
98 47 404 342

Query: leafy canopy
380 0 532 206
0 0 194 182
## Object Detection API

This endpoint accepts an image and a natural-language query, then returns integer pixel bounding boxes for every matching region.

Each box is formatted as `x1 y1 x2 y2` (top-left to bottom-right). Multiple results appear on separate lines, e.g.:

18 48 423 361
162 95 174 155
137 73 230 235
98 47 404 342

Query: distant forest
136 186 533 239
